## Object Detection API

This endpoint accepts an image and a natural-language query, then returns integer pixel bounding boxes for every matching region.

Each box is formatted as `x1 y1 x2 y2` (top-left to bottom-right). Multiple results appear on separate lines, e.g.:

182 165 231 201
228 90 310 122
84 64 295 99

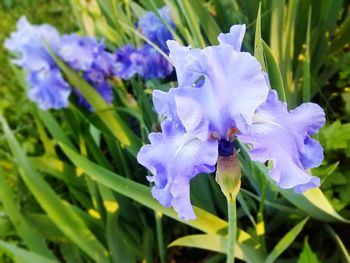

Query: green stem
226 195 237 263
155 211 166 263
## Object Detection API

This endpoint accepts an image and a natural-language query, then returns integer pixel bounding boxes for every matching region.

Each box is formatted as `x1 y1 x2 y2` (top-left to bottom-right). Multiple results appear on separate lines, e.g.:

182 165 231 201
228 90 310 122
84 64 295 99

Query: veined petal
218 24 246 51
178 44 269 137
153 88 180 125
137 120 218 219
238 90 325 192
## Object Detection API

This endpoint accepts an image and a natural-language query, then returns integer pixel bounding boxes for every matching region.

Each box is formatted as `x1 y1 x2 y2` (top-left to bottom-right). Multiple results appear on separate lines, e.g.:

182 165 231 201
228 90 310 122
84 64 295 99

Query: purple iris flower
114 6 175 81
58 34 103 71
27 68 71 110
137 25 325 220
58 35 116 110
115 45 141 80
136 45 173 80
137 6 175 52
114 44 173 80
4 16 60 71
5 17 116 111
4 16 71 110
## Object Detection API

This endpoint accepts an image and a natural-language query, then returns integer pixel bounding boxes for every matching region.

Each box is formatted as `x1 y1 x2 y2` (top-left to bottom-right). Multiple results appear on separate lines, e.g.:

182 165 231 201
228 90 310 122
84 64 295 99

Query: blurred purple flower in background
58 34 102 71
115 6 175 80
26 68 71 110
137 45 174 79
137 25 326 220
4 16 60 71
58 34 115 111
5 17 116 111
137 6 175 52
115 45 141 79
4 16 70 110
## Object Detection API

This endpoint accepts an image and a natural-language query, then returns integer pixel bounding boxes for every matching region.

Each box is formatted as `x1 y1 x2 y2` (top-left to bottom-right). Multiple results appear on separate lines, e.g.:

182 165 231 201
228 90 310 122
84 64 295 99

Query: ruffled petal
137 121 218 219
218 24 246 51
153 88 181 126
27 68 71 110
177 44 269 137
167 40 201 86
238 90 325 192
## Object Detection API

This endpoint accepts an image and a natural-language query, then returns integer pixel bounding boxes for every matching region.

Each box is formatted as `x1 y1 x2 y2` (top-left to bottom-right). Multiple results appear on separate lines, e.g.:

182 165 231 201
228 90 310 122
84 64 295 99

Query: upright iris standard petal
137 121 218 220
237 90 325 193
166 40 269 138
167 40 202 87
217 24 246 51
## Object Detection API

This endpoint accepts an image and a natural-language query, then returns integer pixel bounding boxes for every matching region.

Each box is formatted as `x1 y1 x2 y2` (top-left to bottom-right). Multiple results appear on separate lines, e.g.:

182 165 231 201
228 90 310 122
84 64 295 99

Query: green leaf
264 218 309 263
254 3 266 72
26 214 67 241
302 8 312 102
282 187 350 223
0 241 58 263
0 170 55 259
185 0 221 45
0 115 110 263
297 238 321 263
176 0 206 48
328 14 350 55
319 121 350 150
250 157 350 223
37 109 76 150
169 233 266 263
29 157 83 188
325 224 350 263
262 40 286 101
59 142 226 234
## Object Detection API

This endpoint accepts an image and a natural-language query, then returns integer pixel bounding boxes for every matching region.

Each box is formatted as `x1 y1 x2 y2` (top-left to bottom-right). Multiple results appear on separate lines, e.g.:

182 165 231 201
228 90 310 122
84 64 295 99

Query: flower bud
215 154 241 199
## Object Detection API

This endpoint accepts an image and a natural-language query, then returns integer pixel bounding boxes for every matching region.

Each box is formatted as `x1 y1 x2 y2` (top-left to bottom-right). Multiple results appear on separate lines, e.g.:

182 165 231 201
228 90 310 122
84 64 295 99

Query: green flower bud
215 154 241 199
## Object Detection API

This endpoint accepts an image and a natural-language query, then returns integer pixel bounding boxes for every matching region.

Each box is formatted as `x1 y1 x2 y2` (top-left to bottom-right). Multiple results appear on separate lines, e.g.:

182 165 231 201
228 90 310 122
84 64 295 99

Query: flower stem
155 211 166 263
226 195 237 263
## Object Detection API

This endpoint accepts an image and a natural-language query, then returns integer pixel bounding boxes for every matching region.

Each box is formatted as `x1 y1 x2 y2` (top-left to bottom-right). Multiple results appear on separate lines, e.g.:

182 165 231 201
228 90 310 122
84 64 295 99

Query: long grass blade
0 115 110 263
264 218 309 263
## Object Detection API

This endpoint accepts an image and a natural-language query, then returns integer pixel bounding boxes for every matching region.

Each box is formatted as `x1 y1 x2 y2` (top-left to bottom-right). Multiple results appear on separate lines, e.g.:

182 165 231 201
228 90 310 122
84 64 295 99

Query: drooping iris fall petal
137 121 218 220
238 90 325 193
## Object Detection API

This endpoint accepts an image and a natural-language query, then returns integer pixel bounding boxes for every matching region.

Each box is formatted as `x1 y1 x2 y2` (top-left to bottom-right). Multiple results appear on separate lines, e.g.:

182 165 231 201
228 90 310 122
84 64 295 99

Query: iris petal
27 68 71 110
238 90 325 192
167 40 201 87
176 43 269 137
218 24 246 51
137 121 218 219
